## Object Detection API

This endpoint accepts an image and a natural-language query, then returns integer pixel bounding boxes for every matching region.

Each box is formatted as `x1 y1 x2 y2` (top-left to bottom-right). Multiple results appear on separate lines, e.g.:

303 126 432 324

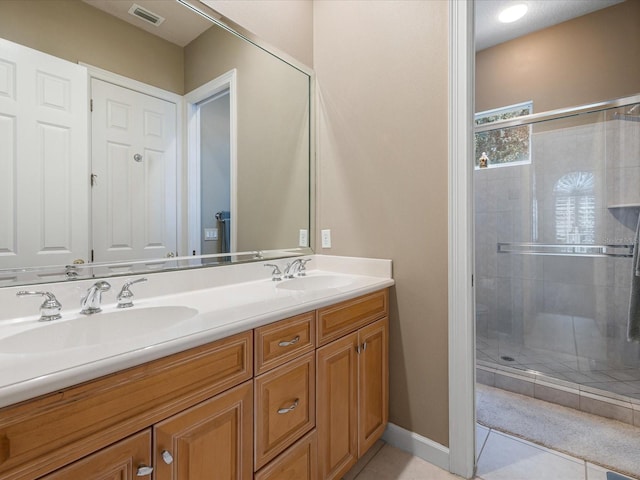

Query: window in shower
554 171 595 249
474 101 533 168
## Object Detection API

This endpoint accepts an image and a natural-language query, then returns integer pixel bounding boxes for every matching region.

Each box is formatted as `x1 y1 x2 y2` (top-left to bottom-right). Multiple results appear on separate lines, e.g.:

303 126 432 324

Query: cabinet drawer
0 331 252 480
254 430 317 480
317 290 388 346
255 312 315 375
39 430 152 480
254 352 315 470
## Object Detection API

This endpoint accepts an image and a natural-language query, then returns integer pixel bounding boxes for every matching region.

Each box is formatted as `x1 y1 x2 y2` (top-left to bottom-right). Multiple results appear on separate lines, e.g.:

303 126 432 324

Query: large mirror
0 0 312 286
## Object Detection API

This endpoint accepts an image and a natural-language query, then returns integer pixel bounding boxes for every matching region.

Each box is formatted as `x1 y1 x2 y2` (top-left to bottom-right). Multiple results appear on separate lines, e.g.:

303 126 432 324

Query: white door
0 38 89 268
91 79 177 263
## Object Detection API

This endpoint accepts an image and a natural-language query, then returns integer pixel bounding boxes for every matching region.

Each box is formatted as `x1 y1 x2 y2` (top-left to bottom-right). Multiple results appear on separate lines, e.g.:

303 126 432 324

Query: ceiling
84 0 626 51
83 0 212 46
475 0 625 51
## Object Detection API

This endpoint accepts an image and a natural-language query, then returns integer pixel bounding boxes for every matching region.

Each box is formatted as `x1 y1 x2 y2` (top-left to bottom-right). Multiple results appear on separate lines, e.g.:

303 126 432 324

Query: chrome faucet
117 278 148 308
16 291 62 321
283 258 311 278
80 281 111 315
264 263 283 281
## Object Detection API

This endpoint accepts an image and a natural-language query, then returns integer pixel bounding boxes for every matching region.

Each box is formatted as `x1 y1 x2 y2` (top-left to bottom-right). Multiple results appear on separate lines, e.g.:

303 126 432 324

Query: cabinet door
358 317 389 457
39 430 152 480
154 381 253 480
316 332 358 480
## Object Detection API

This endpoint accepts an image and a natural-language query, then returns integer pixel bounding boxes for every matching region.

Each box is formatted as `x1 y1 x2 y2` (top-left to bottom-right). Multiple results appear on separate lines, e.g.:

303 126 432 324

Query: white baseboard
382 422 450 472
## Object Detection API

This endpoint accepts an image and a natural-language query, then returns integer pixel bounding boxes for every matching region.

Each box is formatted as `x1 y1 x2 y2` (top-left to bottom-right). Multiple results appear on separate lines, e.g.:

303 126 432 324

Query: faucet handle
297 258 311 276
117 277 148 309
264 264 283 281
17 291 62 322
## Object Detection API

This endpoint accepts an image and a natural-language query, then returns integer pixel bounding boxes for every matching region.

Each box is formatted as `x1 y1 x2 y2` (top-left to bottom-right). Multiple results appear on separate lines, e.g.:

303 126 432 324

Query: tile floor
346 426 637 480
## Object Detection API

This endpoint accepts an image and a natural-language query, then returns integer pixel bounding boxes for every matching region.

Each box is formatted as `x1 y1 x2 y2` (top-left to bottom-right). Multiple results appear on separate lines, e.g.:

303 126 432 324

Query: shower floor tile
476 332 640 403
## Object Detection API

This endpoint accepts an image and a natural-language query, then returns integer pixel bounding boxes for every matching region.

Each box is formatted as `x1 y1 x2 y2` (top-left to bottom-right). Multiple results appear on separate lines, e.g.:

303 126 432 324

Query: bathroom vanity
0 256 392 480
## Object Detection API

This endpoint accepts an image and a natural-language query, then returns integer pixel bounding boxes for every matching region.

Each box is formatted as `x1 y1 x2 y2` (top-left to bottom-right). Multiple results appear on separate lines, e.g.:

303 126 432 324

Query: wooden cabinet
39 430 152 480
0 331 252 480
0 288 389 480
316 316 389 480
154 381 253 480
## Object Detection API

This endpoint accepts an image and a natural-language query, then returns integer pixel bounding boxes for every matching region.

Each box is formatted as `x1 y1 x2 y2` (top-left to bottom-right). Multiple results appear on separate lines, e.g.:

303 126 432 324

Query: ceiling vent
128 3 165 26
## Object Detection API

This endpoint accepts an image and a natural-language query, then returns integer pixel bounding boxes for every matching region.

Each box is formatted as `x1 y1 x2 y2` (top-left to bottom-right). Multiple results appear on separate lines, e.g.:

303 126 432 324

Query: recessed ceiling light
498 4 528 23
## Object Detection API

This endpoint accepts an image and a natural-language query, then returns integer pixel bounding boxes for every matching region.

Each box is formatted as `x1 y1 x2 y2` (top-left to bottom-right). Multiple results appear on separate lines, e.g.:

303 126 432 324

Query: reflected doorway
186 69 237 256
198 90 231 254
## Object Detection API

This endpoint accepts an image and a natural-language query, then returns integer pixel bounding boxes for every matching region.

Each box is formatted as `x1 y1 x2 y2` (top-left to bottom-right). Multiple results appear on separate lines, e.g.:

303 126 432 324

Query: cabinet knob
162 450 174 464
136 465 154 476
277 398 299 414
278 335 300 347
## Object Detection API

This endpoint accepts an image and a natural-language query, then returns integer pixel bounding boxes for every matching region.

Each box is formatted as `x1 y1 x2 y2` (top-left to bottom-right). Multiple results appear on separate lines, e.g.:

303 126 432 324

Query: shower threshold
477 360 640 427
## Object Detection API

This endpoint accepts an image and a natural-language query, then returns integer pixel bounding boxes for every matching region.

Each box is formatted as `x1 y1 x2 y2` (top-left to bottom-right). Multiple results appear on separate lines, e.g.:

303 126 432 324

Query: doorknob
133 153 143 162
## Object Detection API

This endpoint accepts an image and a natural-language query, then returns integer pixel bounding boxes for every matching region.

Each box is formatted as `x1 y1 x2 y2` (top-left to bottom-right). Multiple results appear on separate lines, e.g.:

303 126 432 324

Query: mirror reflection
0 0 311 284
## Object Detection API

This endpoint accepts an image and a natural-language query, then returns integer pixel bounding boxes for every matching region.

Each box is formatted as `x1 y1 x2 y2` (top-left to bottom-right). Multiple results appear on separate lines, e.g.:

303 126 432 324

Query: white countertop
0 255 393 409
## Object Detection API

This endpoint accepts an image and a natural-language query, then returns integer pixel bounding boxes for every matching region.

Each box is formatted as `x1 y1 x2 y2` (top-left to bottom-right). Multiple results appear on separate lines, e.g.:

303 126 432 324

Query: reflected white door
91 79 177 263
0 38 89 268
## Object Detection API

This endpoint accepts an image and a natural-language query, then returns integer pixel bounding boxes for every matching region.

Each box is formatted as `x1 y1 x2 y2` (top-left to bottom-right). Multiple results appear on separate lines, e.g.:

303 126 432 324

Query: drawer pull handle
278 335 300 347
136 465 154 476
277 398 299 414
162 450 174 464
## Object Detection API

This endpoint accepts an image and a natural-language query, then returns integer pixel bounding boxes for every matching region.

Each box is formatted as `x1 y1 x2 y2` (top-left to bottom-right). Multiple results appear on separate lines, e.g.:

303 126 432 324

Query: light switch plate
321 229 331 248
299 229 308 247
204 228 218 241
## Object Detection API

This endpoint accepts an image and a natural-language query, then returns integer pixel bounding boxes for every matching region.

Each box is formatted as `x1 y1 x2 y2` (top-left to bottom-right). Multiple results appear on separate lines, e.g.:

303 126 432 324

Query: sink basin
276 274 353 292
0 306 199 354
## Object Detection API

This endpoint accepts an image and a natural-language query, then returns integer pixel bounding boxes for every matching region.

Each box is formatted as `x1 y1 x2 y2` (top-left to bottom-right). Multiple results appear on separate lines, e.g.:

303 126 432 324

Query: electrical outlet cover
321 229 331 248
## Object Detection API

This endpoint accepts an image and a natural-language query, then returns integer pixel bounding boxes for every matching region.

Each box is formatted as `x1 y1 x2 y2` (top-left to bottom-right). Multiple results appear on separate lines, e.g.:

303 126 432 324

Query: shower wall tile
476 367 496 387
542 257 611 287
579 392 634 423
606 118 640 170
494 371 535 397
543 282 596 319
574 316 608 362
607 166 640 207
524 313 577 357
534 381 580 409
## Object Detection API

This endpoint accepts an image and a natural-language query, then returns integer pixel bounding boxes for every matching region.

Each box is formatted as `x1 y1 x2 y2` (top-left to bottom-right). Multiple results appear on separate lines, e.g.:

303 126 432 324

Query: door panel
154 381 253 480
0 38 88 267
91 78 177 262
358 318 389 456
316 333 358 480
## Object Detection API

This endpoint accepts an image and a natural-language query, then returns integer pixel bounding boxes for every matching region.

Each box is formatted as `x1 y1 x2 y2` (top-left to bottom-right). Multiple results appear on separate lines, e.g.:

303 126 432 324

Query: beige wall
220 0 452 447
314 1 450 445
204 0 314 68
185 22 310 252
0 0 184 94
476 0 640 113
